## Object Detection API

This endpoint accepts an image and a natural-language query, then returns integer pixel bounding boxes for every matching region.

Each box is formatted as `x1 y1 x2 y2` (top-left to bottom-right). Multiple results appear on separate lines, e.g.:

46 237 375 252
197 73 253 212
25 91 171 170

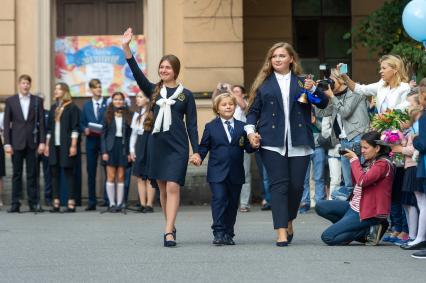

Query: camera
338 143 361 156
316 64 335 92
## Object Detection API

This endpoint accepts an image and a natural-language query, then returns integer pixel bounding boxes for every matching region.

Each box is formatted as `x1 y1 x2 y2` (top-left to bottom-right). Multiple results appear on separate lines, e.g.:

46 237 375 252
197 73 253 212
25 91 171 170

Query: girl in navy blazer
246 42 328 246
192 93 254 245
101 92 132 212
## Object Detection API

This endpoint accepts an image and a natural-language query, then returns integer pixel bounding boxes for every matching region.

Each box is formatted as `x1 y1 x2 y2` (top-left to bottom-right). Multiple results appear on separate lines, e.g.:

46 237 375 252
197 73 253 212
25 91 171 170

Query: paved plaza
0 206 424 283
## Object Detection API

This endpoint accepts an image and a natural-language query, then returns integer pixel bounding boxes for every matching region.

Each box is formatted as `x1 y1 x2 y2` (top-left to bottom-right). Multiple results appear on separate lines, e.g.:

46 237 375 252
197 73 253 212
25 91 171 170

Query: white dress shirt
92 97 103 120
354 80 410 113
115 116 123 137
245 72 313 157
129 110 146 154
220 117 234 143
19 93 31 120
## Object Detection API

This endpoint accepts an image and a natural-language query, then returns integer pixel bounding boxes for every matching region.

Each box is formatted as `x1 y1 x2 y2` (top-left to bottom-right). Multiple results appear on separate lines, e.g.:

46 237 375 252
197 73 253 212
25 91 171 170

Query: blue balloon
402 0 426 43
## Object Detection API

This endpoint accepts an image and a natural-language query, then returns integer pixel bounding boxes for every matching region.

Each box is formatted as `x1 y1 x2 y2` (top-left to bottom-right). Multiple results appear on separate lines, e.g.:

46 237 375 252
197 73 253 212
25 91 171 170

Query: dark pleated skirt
106 137 130 168
133 133 149 179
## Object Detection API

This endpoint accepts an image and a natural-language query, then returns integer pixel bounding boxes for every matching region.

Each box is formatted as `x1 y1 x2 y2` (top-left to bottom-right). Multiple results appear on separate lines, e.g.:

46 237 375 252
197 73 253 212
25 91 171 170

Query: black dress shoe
164 233 177 247
213 235 225 246
224 234 235 245
50 206 61 213
85 205 96 211
400 241 426 250
7 205 20 213
288 233 294 244
276 241 289 247
143 206 154 213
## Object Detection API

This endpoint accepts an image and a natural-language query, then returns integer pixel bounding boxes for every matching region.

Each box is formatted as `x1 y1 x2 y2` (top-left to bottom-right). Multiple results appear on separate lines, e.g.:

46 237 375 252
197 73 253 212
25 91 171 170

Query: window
57 0 144 36
293 0 351 78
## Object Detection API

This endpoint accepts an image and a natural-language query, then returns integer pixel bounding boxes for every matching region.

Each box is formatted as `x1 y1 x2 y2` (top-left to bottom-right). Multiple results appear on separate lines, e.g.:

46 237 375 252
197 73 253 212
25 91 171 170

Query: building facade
0 0 387 203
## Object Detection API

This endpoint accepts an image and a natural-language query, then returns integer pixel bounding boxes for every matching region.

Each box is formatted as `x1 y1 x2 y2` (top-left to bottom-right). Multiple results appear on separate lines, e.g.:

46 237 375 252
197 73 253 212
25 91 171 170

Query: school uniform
101 112 132 168
413 109 426 193
47 102 80 201
81 98 107 207
199 117 255 241
246 72 328 230
126 56 199 186
129 110 150 179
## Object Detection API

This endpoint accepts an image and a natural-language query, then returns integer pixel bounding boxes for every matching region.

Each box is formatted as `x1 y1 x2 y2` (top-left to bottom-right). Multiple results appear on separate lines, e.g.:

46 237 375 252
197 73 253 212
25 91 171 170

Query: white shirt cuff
71 131 79 138
244 124 256 136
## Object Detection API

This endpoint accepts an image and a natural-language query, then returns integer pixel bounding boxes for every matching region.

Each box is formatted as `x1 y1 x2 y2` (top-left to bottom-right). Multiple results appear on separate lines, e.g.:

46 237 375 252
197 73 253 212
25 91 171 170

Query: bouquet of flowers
370 109 410 133
378 129 405 166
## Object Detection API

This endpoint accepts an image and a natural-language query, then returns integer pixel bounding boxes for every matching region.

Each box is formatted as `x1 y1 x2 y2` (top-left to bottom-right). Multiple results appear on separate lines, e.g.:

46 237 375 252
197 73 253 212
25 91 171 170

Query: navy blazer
413 110 426 178
101 115 132 154
198 117 255 184
246 73 328 149
80 98 108 133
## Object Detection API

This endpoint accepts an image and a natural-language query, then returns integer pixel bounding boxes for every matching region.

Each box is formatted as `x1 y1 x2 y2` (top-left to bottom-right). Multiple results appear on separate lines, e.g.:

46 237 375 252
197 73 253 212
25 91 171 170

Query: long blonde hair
379 54 409 87
248 42 303 108
54 82 72 122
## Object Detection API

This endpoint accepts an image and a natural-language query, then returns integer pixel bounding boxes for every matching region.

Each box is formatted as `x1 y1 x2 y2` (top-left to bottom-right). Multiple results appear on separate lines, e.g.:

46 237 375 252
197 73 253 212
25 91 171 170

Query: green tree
352 0 426 79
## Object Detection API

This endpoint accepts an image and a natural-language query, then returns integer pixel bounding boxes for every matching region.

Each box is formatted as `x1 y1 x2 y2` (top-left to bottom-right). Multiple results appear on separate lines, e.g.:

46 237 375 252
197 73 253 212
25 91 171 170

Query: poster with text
54 35 146 97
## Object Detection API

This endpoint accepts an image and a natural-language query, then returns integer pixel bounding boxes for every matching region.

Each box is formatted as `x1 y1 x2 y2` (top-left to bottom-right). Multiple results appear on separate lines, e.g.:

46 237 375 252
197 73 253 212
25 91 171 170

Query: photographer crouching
316 66 370 200
315 131 394 246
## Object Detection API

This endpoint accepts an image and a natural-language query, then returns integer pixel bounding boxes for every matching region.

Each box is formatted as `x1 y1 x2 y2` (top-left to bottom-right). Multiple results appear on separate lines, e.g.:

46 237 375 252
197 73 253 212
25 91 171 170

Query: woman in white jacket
340 54 410 113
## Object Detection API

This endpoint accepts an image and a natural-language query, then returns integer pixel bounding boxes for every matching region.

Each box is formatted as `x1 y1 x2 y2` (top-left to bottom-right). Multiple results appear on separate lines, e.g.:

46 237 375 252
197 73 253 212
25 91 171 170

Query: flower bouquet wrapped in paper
370 109 409 133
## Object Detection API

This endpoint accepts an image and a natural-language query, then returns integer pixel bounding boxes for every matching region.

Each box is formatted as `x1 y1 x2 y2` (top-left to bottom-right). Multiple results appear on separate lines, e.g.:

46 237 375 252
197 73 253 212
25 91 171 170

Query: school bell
297 91 309 104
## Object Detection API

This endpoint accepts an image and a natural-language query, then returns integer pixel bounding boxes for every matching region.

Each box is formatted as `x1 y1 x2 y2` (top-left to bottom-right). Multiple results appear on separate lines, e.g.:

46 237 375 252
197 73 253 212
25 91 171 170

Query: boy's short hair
212 92 236 115
18 74 32 83
232 85 246 94
88 78 101 89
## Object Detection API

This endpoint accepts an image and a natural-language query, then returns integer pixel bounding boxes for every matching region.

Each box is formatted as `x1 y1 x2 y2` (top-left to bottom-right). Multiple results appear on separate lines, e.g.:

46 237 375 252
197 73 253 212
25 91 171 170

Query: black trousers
260 149 310 229
11 147 38 206
210 176 242 238
51 146 75 201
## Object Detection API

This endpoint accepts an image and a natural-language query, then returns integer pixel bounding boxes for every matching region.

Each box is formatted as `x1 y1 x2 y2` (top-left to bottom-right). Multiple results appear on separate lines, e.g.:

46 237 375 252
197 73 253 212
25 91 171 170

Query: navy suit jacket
198 117 255 184
246 73 328 149
80 98 108 134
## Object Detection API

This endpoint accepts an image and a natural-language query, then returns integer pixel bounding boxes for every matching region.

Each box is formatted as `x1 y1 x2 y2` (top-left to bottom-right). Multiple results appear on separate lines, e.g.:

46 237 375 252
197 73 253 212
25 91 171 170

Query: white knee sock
106 182 116 207
403 204 418 240
410 192 426 245
116 183 124 206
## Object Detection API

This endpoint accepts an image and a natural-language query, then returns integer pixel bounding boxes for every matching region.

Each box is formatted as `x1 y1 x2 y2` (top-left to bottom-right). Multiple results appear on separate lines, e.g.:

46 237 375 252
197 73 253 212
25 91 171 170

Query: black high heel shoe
50 206 61 213
173 227 177 240
164 233 176 247
288 233 294 244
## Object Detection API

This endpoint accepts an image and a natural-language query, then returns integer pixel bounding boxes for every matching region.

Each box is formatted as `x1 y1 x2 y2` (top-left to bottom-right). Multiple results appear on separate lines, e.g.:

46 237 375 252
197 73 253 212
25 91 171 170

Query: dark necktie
95 102 100 120
225 120 234 141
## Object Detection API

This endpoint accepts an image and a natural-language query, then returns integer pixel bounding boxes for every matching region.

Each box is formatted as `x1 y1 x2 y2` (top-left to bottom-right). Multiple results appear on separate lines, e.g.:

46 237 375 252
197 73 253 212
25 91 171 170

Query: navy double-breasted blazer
246 73 328 149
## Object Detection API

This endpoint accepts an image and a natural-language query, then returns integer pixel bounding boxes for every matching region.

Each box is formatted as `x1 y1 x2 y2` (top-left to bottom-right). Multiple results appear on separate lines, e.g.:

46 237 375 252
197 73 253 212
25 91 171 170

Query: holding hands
248 133 261 149
190 153 202 166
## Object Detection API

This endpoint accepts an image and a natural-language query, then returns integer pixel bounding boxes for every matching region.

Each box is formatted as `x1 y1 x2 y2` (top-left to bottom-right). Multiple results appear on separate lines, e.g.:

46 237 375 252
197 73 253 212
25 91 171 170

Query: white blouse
115 116 123 137
354 80 411 113
129 111 145 154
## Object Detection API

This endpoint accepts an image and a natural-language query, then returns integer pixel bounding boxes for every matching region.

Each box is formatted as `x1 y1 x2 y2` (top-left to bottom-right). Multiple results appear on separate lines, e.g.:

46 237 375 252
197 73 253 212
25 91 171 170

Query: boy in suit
4 74 45 212
81 79 108 210
191 93 255 245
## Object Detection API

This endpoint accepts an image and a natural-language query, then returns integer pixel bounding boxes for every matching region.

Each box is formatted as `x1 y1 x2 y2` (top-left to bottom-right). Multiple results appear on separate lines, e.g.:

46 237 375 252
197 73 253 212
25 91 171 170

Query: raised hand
122 27 133 47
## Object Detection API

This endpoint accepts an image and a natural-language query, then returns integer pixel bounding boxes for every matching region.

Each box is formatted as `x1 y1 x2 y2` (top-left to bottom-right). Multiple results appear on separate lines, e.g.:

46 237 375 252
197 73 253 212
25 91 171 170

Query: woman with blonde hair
340 54 410 113
245 42 328 246
44 82 80 212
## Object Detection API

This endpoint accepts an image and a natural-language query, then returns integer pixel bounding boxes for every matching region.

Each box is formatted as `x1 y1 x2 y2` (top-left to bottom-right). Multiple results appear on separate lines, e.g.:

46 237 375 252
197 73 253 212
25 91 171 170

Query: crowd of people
0 28 425 259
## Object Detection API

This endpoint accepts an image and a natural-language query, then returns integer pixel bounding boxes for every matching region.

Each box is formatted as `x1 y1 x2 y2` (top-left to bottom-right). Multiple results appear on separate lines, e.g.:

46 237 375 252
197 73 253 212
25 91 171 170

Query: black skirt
402 166 423 192
133 133 149 179
106 137 130 168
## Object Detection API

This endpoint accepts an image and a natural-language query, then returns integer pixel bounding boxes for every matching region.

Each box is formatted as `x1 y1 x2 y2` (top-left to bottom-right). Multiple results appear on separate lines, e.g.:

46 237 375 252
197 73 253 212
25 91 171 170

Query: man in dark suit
80 79 108 211
4 74 45 212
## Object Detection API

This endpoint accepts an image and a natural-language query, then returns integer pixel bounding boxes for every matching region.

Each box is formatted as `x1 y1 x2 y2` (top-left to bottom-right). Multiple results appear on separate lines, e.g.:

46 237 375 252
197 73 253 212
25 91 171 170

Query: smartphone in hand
340 64 348 74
